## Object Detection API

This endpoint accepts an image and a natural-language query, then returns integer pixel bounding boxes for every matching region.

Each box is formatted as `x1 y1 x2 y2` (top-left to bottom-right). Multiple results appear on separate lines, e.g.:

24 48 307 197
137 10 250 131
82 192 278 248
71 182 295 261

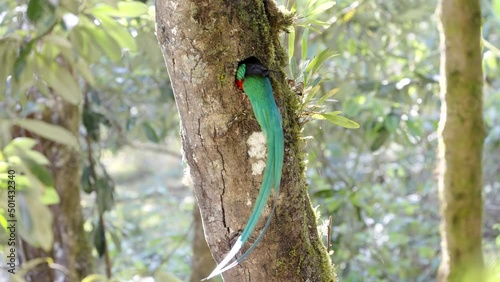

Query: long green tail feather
203 64 284 280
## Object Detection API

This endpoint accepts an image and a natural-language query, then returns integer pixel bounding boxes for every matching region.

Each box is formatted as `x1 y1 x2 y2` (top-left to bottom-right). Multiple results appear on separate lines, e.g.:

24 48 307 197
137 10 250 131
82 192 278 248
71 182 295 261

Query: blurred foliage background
0 0 499 281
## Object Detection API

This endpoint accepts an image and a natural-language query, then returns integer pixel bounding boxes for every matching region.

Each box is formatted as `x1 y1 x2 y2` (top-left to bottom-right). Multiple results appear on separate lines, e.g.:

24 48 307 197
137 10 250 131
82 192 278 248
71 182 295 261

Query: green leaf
370 128 389 151
13 41 35 80
492 0 500 17
143 122 160 143
81 26 122 62
22 157 54 187
3 137 38 153
91 1 148 18
314 189 335 198
96 177 114 214
300 18 331 27
96 15 137 52
17 192 54 251
60 0 79 14
0 174 32 190
13 119 79 150
0 161 8 172
81 274 109 282
38 57 81 105
317 88 339 105
59 47 96 86
288 26 295 64
384 114 401 133
43 34 72 49
40 187 60 205
301 28 309 61
27 0 44 23
93 219 105 257
303 1 336 17
313 112 360 129
81 167 93 193
109 228 122 252
0 37 22 95
12 53 35 96
69 26 103 63
304 84 321 104
290 56 298 79
0 213 7 231
305 48 337 78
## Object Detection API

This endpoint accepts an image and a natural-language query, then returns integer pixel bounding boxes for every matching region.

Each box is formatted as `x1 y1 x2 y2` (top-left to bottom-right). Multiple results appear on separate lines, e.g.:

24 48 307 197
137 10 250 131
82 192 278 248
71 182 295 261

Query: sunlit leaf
96 15 137 52
0 213 7 231
317 88 339 105
0 174 32 190
91 1 148 18
43 34 72 49
40 187 59 205
341 9 356 23
301 28 309 61
39 56 81 105
3 137 38 153
305 48 337 77
81 26 122 62
494 0 500 17
312 112 360 129
0 161 8 172
303 1 336 17
300 18 331 27
13 119 79 150
81 274 109 282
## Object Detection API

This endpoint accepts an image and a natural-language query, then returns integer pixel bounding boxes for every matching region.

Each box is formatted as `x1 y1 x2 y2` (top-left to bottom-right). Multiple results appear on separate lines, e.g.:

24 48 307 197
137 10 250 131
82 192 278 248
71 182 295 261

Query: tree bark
436 0 485 281
156 0 336 281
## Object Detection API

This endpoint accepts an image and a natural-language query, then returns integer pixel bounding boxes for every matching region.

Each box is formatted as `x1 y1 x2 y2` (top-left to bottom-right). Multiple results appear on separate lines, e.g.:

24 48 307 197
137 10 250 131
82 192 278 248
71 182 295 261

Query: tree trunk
436 0 485 281
190 205 216 282
155 0 336 281
16 102 94 281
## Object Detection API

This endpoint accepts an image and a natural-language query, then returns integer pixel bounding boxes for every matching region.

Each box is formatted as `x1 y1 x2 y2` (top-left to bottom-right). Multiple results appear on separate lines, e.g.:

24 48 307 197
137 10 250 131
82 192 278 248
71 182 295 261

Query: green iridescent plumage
204 63 284 280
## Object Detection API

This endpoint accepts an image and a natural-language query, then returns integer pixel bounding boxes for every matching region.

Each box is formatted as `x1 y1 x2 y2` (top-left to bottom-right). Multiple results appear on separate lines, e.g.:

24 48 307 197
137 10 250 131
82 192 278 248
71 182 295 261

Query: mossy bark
436 0 485 281
156 0 336 281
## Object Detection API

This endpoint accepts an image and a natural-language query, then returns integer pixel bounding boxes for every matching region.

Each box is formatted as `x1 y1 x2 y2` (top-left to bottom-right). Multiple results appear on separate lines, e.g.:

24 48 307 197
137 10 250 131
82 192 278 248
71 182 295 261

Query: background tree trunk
16 101 94 281
156 0 336 281
436 0 485 281
190 204 216 282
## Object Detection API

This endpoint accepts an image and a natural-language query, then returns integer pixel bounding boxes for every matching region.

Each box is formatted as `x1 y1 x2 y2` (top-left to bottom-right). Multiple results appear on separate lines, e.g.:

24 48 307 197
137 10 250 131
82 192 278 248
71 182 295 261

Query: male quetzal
203 61 284 280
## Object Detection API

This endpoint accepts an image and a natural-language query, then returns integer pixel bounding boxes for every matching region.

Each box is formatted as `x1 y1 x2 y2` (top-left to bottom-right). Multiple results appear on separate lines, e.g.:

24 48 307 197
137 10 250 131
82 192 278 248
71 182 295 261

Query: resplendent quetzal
203 61 284 280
